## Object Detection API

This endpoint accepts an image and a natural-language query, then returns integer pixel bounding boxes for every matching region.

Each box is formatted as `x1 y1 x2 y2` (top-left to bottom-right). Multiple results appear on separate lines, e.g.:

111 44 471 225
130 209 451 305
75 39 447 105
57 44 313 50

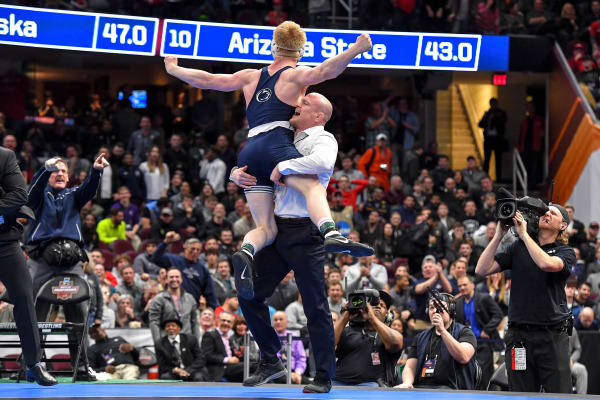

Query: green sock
241 242 255 258
319 220 337 237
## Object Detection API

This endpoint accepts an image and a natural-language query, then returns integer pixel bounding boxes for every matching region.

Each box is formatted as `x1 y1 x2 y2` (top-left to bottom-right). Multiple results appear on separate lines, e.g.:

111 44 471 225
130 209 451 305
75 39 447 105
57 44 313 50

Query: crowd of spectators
4 0 592 36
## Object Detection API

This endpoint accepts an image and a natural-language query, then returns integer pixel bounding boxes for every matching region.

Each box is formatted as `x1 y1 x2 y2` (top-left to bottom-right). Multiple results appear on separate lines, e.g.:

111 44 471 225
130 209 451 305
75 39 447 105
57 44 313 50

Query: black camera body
345 289 380 326
495 188 548 238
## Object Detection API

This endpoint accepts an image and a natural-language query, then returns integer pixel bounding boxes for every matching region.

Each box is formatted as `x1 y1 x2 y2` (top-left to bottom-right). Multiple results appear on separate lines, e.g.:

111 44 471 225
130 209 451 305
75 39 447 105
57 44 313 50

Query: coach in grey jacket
148 267 200 344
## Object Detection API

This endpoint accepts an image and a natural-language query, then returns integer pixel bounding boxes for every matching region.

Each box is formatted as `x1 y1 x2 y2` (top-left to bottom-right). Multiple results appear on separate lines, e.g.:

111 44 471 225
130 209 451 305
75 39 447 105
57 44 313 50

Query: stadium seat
50 354 71 371
114 239 134 255
100 250 114 269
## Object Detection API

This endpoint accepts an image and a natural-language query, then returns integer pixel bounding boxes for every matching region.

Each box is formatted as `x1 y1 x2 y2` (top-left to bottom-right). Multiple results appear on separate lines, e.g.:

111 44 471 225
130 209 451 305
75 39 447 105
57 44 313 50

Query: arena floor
0 382 598 400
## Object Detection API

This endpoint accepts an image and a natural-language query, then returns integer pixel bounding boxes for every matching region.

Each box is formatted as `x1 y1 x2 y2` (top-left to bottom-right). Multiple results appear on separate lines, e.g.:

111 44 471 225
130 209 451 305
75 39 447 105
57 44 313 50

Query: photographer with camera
26 153 109 380
398 291 477 389
333 290 403 387
475 199 576 393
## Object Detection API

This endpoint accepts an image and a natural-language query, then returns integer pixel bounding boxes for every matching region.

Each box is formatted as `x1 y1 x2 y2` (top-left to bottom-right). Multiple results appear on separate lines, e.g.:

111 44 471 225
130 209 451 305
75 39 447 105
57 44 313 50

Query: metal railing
242 332 296 384
331 0 355 29
512 148 528 196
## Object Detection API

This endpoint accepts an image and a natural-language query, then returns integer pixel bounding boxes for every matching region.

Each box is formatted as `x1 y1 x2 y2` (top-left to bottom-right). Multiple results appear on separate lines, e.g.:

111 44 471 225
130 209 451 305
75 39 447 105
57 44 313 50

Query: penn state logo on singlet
256 88 272 103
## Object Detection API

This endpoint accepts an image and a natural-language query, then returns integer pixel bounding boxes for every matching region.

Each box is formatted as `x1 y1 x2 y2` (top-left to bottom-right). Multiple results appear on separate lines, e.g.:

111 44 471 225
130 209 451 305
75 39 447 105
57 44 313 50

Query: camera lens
498 202 516 219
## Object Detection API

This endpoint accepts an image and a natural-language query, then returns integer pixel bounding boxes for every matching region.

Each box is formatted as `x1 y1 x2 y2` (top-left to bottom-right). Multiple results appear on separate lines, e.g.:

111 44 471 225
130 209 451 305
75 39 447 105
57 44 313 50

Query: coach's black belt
508 321 567 332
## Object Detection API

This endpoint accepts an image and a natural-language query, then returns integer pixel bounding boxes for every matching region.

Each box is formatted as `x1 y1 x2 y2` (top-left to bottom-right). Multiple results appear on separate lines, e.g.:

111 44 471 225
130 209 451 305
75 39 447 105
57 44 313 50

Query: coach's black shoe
324 233 374 257
26 364 58 386
243 358 286 387
303 377 332 393
232 251 255 300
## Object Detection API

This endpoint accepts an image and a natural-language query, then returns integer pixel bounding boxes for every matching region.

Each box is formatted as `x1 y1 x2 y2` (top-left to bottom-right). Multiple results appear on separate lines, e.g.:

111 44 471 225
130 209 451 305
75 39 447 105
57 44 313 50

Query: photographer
333 290 403 387
475 204 576 393
398 292 477 389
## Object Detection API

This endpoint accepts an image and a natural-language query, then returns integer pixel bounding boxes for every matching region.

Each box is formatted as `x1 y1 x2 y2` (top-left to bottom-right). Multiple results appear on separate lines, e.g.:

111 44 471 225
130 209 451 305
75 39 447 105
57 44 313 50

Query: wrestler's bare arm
164 56 257 92
288 33 372 86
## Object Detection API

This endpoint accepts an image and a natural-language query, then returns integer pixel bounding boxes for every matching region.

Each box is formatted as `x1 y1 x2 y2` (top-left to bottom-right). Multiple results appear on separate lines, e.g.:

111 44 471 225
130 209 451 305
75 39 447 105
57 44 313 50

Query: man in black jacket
200 311 244 382
478 98 506 179
0 147 56 385
156 319 206 381
88 324 140 380
455 275 503 388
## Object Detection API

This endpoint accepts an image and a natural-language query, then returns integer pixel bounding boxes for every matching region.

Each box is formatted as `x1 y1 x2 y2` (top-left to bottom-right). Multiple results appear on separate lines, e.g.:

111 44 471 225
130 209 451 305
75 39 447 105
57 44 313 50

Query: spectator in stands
283 292 306 332
327 281 346 315
402 143 424 185
127 115 160 166
455 275 503 388
99 285 115 328
119 154 146 203
200 145 226 195
233 203 255 240
526 0 552 33
431 155 453 190
374 223 397 268
399 292 477 389
227 197 246 224
500 0 526 33
114 295 142 328
333 290 403 386
229 315 259 367
174 194 206 240
364 102 396 149
575 282 596 308
423 0 448 32
266 270 299 312
115 264 145 313
328 175 369 211
82 213 99 250
475 0 500 34
358 211 384 247
518 100 544 185
219 182 241 215
363 187 390 220
156 319 206 381
201 310 245 382
111 186 141 247
448 257 468 294
163 133 189 177
215 291 240 320
218 229 236 259
565 205 587 249
557 3 580 46
199 308 216 343
386 175 410 207
140 280 159 325
133 240 161 279
413 255 453 328
357 134 393 191
576 306 599 330
140 145 170 202
461 156 485 194
93 261 117 288
346 255 388 292
205 203 233 239
273 311 308 384
478 98 507 180
213 258 235 305
149 207 179 241
415 213 453 267
332 155 365 183
88 324 140 380
152 232 219 309
149 266 200 344
96 208 126 249
391 269 415 312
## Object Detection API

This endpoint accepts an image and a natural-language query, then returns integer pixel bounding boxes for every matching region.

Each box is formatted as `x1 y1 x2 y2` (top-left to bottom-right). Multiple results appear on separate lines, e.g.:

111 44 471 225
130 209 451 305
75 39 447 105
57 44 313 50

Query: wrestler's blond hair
273 21 306 59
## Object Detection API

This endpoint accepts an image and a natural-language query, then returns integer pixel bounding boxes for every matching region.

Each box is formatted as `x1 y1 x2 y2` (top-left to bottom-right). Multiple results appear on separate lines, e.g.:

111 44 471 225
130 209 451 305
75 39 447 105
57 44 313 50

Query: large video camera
344 289 380 326
495 187 548 238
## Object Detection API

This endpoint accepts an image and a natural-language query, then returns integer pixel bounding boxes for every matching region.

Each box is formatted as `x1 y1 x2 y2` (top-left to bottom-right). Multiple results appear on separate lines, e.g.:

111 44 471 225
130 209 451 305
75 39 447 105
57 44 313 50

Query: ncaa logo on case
256 88 272 103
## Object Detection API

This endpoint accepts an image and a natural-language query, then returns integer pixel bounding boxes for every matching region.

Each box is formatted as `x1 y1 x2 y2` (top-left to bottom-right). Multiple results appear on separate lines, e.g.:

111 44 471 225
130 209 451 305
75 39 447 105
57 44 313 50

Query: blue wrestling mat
0 383 597 400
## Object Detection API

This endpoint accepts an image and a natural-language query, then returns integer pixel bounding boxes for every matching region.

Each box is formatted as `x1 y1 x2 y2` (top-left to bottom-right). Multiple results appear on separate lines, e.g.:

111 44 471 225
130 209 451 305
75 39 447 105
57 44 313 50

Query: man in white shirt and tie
230 92 337 393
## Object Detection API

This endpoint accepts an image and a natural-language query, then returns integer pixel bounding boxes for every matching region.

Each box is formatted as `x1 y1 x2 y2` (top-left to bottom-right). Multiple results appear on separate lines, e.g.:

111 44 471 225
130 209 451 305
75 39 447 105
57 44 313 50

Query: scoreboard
0 5 509 71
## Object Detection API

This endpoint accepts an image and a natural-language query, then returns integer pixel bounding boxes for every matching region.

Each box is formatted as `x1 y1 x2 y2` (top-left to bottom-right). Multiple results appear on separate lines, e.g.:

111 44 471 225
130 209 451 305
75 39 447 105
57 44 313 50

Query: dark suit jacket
0 147 34 241
569 219 586 248
156 333 205 376
455 292 503 348
200 329 229 381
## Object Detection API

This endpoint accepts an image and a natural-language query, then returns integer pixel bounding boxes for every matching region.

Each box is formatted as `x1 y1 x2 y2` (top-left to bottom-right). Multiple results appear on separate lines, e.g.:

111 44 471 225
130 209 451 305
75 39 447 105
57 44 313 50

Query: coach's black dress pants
0 240 40 367
238 216 336 381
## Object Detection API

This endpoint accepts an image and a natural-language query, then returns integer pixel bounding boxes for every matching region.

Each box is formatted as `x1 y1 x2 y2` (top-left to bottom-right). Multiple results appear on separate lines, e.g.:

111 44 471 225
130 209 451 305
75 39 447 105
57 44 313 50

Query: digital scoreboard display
0 5 509 71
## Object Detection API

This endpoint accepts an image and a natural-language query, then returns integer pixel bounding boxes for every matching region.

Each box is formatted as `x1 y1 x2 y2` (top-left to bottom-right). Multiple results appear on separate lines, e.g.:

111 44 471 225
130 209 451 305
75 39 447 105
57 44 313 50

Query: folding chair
35 273 92 383
0 274 92 382
487 362 509 391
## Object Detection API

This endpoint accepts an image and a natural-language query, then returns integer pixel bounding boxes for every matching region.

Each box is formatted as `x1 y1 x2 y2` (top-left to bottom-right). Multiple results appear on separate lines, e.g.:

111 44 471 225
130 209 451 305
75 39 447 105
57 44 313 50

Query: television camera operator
398 290 478 389
475 194 576 393
333 290 403 387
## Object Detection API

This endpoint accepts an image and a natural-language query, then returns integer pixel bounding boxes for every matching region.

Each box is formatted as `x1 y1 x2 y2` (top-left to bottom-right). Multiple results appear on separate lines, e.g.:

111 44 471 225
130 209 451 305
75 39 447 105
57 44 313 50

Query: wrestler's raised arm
164 56 257 92
289 33 372 86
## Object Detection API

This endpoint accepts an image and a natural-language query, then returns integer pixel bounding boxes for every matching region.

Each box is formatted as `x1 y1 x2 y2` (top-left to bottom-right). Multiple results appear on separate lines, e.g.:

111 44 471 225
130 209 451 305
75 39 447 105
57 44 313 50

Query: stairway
435 85 482 171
